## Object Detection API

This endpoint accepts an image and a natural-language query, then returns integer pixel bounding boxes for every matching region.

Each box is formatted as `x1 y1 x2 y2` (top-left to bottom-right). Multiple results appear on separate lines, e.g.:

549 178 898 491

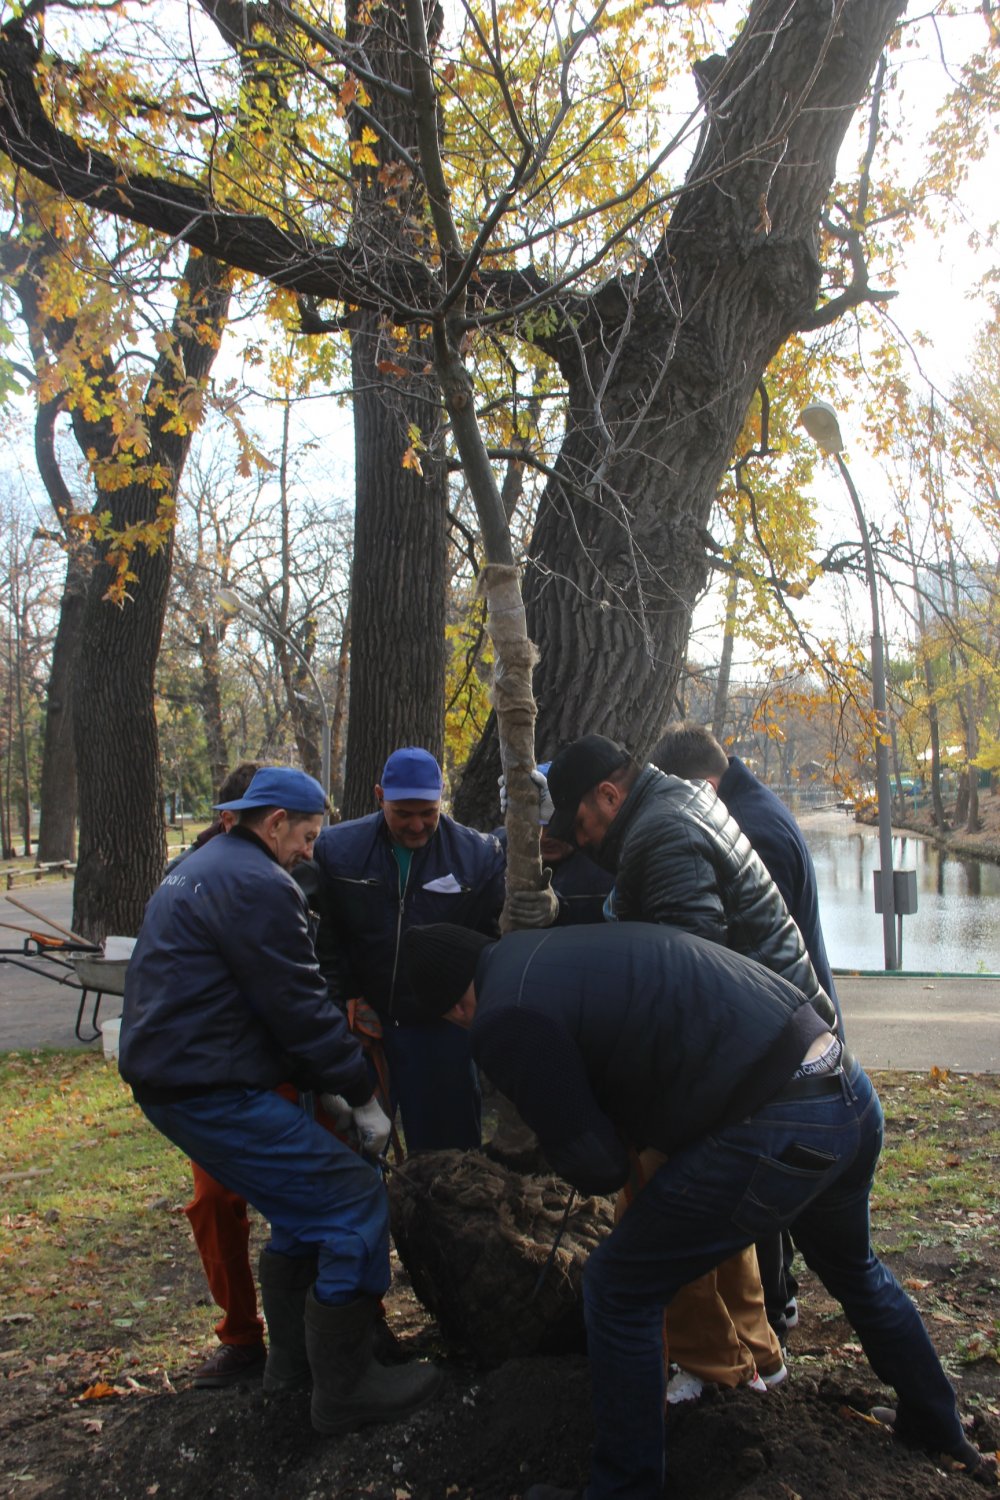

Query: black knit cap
401 924 495 1017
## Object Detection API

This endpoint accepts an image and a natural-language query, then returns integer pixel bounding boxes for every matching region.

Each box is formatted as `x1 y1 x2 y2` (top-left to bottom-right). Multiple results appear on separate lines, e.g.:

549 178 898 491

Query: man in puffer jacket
544 734 839 1401
546 736 832 1014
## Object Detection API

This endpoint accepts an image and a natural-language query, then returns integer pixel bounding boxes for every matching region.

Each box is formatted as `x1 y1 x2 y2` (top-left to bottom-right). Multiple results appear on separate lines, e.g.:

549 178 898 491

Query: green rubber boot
258 1249 317 1392
304 1289 443 1435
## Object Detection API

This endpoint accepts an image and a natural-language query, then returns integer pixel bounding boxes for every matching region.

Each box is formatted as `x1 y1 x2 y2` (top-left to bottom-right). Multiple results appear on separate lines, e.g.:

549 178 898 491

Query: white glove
319 1093 354 1131
498 767 555 824
507 866 559 929
351 1096 392 1158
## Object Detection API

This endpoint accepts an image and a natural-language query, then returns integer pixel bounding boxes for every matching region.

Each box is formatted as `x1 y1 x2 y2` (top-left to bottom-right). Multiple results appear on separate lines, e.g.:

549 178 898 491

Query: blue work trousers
141 1088 390 1305
382 1020 481 1152
583 1061 964 1499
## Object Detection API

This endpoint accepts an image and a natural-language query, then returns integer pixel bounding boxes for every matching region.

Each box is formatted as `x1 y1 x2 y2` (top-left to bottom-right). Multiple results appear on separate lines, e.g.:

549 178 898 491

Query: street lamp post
216 588 332 815
800 402 899 971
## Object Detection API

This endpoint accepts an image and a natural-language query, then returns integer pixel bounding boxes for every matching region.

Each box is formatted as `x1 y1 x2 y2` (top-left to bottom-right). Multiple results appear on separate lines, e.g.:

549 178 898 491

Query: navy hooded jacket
119 826 370 1105
469 924 831 1196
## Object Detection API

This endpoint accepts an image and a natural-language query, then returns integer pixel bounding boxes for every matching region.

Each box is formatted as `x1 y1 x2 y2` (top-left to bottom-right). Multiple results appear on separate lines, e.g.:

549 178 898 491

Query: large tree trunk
340 0 447 819
36 553 87 862
72 508 175 939
342 317 447 817
72 252 232 941
454 0 907 824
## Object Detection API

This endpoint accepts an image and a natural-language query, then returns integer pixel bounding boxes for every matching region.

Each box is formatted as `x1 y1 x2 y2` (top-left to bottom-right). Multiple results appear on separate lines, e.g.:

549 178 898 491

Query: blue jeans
141 1089 390 1305
583 1061 963 1499
382 1020 481 1152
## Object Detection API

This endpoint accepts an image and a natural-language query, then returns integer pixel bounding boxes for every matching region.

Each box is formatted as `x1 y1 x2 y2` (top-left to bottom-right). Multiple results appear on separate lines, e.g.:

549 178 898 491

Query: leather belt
768 1048 855 1105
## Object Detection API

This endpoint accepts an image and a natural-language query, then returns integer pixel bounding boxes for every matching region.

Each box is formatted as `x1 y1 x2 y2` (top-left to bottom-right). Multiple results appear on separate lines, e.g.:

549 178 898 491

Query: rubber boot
304 1288 443 1435
258 1249 318 1392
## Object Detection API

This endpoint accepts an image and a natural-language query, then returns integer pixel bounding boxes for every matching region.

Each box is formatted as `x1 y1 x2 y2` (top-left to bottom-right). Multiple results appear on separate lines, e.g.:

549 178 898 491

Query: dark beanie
401 924 495 1017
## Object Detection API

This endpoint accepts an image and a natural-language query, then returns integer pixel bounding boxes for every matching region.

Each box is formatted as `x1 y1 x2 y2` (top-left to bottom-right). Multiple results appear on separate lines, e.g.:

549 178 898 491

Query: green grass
2 1055 998 1392
0 1051 221 1387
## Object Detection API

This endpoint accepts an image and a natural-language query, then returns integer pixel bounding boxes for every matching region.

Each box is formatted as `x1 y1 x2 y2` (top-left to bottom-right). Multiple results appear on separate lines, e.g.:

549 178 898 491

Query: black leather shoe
193 1342 267 1388
872 1407 996 1479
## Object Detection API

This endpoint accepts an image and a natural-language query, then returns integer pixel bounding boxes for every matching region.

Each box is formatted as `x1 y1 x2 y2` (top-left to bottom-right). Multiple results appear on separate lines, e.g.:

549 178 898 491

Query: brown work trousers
617 1147 783 1387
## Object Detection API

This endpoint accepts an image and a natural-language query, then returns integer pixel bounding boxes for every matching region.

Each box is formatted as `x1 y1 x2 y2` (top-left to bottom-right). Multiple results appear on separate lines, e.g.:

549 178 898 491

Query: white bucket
100 1016 122 1061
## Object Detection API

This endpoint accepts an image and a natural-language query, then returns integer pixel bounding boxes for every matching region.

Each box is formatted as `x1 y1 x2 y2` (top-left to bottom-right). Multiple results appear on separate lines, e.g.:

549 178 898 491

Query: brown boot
304 1289 443 1435
259 1249 317 1392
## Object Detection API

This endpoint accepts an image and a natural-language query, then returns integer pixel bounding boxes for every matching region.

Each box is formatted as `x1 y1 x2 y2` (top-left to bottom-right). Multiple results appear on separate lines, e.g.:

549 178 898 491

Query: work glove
507 867 559 929
498 766 555 825
351 1096 392 1158
318 1092 354 1132
319 1092 392 1158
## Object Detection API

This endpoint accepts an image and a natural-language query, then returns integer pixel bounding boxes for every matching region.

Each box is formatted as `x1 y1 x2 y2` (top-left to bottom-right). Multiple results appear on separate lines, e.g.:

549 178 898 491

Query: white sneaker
784 1298 799 1329
745 1370 768 1393
666 1367 705 1405
760 1361 788 1388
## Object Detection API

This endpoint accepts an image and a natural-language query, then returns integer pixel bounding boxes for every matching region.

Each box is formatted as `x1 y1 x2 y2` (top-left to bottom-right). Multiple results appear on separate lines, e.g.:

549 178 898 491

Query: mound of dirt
3 1248 997 1500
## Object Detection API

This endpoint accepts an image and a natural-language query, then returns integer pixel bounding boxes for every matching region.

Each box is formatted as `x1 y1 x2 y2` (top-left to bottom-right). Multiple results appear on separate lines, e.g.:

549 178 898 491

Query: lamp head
216 587 242 618
216 587 266 629
799 401 845 454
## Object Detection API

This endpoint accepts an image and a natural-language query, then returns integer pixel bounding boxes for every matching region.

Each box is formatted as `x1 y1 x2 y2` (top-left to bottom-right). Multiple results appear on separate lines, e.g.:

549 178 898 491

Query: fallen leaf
78 1381 117 1401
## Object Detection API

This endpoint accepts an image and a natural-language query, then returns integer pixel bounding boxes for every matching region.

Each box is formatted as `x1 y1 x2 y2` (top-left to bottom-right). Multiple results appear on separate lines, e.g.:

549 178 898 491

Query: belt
768 1048 855 1105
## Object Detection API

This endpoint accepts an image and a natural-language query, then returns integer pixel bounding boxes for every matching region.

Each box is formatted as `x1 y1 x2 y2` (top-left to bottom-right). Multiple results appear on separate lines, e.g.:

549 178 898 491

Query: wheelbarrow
1 895 131 1042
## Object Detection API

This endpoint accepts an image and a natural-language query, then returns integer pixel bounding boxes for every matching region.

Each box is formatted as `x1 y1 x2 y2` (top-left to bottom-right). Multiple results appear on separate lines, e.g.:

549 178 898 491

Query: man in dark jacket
306 747 511 1151
652 723 839 1009
120 767 441 1435
402 921 989 1500
546 734 838 1395
546 735 832 1015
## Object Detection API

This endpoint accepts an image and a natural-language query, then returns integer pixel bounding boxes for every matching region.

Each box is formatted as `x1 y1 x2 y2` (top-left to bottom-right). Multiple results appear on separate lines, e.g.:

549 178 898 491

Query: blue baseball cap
215 766 327 813
380 747 443 801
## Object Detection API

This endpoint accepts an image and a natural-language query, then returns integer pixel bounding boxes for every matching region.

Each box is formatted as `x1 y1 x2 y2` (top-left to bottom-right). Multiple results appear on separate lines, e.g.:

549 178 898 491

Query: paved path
1 880 998 1068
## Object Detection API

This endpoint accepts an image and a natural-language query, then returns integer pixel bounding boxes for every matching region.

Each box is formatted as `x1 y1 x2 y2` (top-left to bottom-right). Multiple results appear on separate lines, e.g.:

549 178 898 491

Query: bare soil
2 1081 999 1500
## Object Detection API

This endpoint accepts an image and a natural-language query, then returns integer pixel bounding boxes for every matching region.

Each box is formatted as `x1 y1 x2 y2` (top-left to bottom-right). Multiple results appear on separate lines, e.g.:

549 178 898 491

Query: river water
798 809 1000 974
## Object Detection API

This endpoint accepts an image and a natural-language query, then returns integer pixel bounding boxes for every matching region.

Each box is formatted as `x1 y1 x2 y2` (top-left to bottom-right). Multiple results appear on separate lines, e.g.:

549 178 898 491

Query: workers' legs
787 1066 964 1455
142 1088 390 1303
382 1020 481 1152
714 1245 784 1378
184 1161 264 1346
662 1263 756 1388
581 1061 963 1499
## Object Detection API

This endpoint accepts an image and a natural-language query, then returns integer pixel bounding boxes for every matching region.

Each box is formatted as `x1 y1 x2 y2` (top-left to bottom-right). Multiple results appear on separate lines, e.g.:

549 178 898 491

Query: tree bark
340 0 447 819
72 251 232 941
342 316 447 817
454 0 908 823
36 553 87 862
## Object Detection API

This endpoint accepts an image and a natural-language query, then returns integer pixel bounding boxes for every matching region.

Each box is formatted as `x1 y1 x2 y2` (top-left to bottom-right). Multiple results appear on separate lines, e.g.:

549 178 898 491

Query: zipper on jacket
387 853 414 1021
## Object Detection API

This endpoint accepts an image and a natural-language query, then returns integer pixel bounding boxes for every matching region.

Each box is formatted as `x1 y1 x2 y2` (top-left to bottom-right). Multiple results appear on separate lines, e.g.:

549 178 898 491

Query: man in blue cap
305 746 519 1151
120 767 441 1433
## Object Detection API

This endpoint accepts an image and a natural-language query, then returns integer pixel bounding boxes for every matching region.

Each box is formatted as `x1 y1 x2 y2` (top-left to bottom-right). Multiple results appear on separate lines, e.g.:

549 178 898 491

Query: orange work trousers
184 1161 264 1346
617 1147 782 1388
